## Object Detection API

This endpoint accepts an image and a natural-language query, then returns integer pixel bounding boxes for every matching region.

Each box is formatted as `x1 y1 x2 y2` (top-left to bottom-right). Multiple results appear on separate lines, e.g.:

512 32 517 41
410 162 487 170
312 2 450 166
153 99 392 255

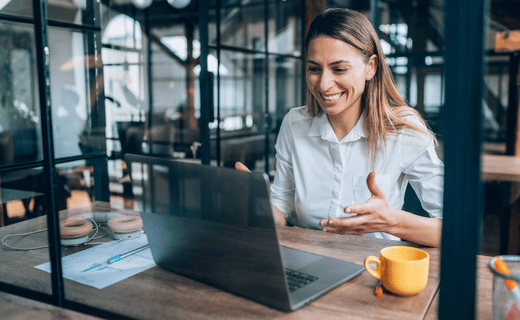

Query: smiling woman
305 36 376 141
237 8 445 248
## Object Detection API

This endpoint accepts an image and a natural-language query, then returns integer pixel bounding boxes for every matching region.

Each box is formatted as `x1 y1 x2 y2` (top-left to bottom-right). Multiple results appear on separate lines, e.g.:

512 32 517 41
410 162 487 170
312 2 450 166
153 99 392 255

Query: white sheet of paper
35 234 156 289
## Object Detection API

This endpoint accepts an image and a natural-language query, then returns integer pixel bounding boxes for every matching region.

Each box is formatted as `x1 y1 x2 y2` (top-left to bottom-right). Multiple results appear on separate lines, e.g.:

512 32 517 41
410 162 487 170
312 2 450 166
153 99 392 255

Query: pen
107 244 149 264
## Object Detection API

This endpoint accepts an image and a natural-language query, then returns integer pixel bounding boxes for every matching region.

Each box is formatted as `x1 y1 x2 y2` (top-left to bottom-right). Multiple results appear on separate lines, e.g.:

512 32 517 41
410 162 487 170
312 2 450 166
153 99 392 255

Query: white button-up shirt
270 106 444 241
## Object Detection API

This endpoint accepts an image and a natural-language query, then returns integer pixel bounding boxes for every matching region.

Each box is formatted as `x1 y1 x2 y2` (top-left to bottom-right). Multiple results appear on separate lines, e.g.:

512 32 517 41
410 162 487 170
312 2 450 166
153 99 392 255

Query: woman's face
306 36 376 120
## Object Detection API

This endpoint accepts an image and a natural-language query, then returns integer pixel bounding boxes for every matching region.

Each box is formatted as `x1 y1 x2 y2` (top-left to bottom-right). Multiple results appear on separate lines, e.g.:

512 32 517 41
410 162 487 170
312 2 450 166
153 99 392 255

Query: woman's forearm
388 209 442 247
272 205 289 226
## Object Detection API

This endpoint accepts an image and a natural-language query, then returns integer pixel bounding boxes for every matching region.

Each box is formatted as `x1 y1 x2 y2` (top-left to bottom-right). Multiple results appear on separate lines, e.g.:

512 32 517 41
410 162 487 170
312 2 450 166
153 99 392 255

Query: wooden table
482 154 520 182
482 154 520 254
0 291 103 320
0 202 445 319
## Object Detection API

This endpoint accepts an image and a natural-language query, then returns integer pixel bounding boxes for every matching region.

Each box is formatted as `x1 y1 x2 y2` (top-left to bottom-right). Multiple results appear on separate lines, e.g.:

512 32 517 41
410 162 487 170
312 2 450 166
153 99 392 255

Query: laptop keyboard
285 268 319 292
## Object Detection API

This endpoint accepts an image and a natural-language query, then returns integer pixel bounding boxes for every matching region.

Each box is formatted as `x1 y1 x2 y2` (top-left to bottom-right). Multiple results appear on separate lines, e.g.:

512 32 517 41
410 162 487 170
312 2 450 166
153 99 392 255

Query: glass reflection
267 0 302 56
267 56 302 174
217 50 265 169
268 56 302 129
0 21 42 165
47 0 100 27
56 160 94 210
220 3 265 51
49 28 104 159
0 168 51 294
0 0 32 19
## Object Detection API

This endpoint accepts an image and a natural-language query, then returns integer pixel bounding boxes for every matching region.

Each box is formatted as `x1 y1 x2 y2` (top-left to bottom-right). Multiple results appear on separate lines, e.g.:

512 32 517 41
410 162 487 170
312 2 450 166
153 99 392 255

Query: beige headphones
59 212 144 246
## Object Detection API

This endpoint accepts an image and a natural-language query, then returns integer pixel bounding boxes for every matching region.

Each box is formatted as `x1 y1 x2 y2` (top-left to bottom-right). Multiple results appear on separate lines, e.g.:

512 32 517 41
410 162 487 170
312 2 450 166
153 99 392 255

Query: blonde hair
305 8 437 165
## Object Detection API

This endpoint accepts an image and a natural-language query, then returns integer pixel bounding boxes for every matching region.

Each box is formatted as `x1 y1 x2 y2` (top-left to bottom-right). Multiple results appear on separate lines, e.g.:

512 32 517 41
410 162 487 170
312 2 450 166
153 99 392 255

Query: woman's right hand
235 161 251 172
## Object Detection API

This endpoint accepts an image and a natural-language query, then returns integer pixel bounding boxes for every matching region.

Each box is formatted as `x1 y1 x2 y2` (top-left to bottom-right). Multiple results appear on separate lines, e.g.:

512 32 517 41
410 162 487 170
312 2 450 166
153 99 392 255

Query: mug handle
364 256 381 280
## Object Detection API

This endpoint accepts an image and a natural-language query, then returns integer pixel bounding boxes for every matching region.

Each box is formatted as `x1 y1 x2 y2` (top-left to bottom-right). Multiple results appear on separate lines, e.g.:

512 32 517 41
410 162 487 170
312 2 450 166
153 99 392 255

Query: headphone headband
69 212 123 224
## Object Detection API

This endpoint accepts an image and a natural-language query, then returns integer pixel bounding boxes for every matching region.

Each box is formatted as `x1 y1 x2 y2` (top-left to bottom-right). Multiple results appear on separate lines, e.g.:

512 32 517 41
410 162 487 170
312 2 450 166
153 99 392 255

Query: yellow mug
364 246 429 296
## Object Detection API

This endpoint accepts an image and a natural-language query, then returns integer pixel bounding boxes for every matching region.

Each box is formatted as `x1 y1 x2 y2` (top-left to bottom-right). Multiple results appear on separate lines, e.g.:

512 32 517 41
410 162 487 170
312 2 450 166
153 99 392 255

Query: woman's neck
326 106 362 141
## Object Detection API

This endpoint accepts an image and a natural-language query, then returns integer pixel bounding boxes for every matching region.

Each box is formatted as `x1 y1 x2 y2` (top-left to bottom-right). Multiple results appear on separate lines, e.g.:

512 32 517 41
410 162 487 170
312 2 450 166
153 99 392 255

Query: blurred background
0 0 518 257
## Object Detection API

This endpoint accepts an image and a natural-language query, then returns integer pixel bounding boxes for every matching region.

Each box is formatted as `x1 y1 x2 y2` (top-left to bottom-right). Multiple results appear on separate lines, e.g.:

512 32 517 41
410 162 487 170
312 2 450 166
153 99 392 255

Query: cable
2 229 50 251
1 218 111 251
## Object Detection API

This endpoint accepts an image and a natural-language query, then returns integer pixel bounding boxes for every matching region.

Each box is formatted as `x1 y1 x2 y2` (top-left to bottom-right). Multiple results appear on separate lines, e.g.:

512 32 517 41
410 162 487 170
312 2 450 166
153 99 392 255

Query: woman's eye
306 67 320 73
334 68 348 73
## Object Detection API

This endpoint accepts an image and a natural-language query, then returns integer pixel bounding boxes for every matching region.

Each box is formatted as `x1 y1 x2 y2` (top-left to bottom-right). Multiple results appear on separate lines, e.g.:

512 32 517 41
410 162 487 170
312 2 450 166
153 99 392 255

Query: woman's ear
365 54 378 81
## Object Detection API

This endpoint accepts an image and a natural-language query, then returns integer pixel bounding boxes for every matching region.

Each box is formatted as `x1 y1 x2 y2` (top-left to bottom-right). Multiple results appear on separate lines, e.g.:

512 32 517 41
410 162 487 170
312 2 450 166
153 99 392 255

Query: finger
344 201 374 215
366 171 385 198
235 161 251 172
321 216 370 234
320 213 371 228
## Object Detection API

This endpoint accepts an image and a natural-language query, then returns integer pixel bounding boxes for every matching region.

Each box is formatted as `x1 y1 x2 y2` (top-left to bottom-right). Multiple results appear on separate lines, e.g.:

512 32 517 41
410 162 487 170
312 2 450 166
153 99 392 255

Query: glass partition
49 28 104 159
217 49 266 170
267 0 302 56
0 0 33 19
267 55 302 173
220 2 265 51
0 167 51 294
0 21 42 165
47 0 100 27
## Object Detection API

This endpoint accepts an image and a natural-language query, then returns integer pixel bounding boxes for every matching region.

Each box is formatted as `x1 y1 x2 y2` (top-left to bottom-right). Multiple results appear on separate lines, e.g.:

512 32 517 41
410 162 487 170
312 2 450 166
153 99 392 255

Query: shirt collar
308 110 367 142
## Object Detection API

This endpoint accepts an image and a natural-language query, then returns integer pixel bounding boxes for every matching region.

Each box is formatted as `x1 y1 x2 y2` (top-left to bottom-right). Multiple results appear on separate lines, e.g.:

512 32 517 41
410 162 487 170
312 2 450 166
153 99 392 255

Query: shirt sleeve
270 114 296 218
401 139 444 218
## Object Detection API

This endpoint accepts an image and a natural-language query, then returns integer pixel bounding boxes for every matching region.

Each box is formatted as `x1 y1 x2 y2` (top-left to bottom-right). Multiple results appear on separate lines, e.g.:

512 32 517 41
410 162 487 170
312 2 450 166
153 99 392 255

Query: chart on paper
35 234 156 289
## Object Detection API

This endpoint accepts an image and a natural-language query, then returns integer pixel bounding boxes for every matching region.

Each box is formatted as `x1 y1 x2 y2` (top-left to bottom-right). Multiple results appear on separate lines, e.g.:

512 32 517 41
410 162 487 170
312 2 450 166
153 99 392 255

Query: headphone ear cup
107 215 144 239
59 219 93 246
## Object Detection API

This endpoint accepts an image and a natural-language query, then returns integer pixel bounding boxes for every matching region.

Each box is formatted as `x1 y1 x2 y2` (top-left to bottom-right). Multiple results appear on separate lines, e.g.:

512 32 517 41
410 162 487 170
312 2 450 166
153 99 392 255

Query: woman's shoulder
394 106 424 124
283 106 312 121
390 107 428 133
277 106 315 142
279 106 314 130
392 107 436 146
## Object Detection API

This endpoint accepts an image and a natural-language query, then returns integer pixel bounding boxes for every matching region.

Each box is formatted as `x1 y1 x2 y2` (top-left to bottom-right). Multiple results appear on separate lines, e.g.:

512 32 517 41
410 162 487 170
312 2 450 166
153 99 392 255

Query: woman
237 8 443 247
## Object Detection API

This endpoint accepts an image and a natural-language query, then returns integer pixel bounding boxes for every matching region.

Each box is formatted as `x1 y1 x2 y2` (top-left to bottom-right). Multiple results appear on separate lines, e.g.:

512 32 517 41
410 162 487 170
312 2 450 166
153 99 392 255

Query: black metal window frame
438 0 487 318
0 0 109 310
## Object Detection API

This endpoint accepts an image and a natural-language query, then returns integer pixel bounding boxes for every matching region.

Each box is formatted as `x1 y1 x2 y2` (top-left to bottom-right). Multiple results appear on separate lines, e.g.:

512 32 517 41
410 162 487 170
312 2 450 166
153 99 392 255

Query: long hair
305 8 437 165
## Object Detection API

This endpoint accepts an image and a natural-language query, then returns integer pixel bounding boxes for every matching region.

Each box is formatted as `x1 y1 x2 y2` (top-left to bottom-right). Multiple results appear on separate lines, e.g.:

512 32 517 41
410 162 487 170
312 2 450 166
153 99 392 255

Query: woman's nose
318 71 334 91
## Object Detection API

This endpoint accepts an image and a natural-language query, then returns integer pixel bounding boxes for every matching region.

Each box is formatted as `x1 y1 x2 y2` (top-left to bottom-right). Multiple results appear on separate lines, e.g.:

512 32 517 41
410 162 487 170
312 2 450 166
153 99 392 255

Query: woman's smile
320 92 344 102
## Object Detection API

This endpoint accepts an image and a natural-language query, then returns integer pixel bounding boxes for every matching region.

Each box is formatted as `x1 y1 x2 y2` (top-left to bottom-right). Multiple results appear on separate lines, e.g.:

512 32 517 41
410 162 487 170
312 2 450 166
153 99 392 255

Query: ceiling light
167 0 191 9
131 0 153 9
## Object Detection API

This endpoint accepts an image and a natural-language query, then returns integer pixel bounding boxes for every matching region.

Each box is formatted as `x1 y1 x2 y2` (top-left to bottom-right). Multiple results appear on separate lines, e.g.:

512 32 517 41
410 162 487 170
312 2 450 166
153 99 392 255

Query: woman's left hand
319 171 399 234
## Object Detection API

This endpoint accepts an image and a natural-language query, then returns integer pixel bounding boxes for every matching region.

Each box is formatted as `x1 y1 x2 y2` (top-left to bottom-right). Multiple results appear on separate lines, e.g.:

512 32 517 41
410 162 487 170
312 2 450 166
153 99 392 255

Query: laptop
125 154 365 311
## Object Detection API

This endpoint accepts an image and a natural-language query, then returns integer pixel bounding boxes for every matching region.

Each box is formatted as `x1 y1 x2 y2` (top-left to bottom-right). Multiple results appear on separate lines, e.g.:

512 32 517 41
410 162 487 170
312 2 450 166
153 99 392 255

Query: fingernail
345 207 351 213
319 220 326 226
328 219 335 226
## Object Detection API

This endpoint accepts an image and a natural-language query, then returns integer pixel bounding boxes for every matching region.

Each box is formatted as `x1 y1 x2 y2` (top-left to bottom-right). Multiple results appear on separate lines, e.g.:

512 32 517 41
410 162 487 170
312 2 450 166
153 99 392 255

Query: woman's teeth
321 93 342 101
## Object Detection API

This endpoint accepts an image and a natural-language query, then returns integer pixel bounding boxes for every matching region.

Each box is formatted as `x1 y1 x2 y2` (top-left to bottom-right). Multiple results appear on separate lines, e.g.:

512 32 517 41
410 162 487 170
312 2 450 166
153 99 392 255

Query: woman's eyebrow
306 59 352 66
330 60 351 65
